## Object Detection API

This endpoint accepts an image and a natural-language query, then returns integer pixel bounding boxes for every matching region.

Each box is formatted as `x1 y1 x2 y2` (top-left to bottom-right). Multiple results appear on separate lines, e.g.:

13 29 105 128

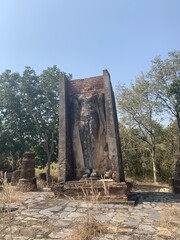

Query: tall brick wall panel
70 76 104 96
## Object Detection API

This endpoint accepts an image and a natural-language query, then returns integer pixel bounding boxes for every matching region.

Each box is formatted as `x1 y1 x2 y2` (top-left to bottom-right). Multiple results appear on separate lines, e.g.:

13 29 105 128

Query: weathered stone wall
58 74 74 182
103 70 125 182
70 76 104 96
58 70 125 182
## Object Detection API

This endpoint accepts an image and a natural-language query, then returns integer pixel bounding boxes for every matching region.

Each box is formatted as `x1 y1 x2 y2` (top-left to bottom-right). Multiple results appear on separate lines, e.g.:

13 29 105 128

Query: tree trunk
151 147 158 183
46 158 51 187
44 131 54 187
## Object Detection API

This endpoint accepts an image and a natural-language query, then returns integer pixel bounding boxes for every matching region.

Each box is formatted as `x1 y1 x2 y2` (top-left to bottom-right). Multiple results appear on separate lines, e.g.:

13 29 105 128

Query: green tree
148 50 180 148
120 125 152 179
0 66 71 182
157 121 180 181
116 74 162 182
19 66 71 184
32 66 61 184
0 70 29 165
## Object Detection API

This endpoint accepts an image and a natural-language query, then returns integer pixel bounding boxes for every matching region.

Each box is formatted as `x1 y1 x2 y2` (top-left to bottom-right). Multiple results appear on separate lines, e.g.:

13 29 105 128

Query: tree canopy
116 50 180 182
0 66 71 175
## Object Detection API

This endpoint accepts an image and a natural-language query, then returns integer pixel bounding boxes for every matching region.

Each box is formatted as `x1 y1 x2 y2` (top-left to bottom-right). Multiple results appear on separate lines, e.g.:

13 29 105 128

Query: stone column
103 70 125 182
18 152 37 191
58 74 74 182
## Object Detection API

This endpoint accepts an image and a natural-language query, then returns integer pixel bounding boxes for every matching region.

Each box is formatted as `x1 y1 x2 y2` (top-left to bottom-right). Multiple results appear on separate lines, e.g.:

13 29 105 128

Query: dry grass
0 183 23 205
156 206 180 238
79 179 101 201
67 180 112 240
68 215 109 240
159 207 180 226
0 177 23 240
63 180 111 239
37 179 47 189
74 179 111 202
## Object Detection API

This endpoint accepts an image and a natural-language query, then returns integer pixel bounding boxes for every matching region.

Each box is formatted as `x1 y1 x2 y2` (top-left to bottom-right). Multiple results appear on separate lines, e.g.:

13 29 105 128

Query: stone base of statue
51 179 132 201
169 178 180 194
17 178 37 192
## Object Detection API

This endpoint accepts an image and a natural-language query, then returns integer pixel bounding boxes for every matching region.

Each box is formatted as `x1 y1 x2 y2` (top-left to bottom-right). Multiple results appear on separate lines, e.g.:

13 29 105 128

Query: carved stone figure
72 94 107 178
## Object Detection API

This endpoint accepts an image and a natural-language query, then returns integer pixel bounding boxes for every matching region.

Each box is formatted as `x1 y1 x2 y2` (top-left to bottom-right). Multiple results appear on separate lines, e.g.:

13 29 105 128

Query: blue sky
0 0 179 88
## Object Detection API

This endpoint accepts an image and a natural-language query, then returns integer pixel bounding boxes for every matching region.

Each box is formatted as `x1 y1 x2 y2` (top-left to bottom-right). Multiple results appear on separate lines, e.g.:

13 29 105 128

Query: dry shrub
0 177 23 240
8 186 24 204
157 206 180 237
65 181 110 240
76 179 110 202
168 207 180 219
69 215 109 240
0 180 23 205
80 181 101 201
37 179 47 189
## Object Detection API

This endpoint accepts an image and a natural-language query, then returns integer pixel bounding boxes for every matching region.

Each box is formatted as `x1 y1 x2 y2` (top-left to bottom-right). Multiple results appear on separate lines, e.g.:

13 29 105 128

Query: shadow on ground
128 184 180 204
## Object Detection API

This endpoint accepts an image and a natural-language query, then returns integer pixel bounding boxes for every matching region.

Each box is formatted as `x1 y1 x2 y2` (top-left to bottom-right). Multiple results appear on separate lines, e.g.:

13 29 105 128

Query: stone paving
0 186 180 240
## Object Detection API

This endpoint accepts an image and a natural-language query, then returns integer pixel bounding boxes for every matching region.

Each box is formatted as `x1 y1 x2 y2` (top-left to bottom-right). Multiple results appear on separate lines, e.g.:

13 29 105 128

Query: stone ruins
58 70 125 183
17 152 37 191
169 153 180 194
11 169 21 186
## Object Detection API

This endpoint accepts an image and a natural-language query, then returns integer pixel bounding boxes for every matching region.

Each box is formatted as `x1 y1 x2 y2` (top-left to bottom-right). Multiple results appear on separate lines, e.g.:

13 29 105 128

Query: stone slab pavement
0 186 180 240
